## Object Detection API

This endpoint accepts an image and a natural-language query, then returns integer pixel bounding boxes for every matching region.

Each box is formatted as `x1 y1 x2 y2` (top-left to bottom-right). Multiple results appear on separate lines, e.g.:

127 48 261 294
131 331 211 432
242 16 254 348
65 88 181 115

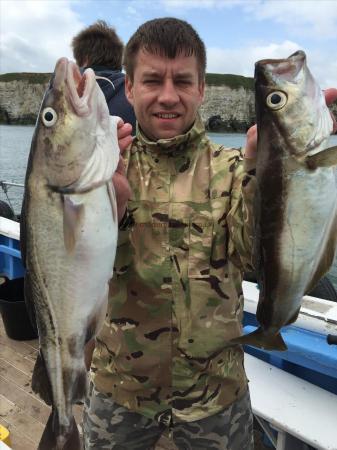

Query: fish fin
38 410 81 450
23 272 38 335
63 195 85 252
83 287 109 370
306 145 337 169
32 351 53 405
63 367 88 404
230 328 288 351
305 227 337 295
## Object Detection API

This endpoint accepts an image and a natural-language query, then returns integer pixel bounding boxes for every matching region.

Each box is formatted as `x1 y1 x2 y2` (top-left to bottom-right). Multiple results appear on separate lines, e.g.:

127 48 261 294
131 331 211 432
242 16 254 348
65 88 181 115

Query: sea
1 124 337 290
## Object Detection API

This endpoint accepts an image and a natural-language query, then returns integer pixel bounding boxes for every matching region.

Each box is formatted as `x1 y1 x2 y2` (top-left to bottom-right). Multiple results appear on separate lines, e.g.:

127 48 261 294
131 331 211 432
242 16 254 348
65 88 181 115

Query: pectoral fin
63 195 85 252
32 351 53 405
307 145 337 169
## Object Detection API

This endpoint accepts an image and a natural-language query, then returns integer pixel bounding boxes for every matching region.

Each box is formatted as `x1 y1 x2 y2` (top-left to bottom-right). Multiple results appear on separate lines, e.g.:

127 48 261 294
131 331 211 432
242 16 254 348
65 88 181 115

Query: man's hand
324 88 337 134
244 124 257 159
114 120 133 222
117 120 133 151
244 88 337 159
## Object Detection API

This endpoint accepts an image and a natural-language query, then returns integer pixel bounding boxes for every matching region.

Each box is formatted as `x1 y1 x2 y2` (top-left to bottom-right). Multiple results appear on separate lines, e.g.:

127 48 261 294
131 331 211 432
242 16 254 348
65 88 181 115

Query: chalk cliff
0 73 336 133
0 75 49 125
0 72 256 131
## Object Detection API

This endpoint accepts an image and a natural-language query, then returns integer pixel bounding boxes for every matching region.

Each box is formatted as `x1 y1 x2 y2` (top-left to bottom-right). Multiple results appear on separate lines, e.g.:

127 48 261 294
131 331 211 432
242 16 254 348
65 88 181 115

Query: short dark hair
123 17 206 82
72 20 123 69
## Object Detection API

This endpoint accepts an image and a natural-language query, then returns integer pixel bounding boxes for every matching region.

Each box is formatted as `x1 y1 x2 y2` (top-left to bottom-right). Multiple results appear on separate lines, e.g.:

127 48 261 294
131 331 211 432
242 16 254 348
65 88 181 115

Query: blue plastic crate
0 235 25 280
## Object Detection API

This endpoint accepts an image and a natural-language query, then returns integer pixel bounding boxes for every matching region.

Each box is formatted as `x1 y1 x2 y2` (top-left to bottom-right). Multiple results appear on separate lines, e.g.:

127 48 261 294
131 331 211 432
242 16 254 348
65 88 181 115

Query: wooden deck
0 316 51 449
0 316 267 450
0 317 88 449
0 316 177 449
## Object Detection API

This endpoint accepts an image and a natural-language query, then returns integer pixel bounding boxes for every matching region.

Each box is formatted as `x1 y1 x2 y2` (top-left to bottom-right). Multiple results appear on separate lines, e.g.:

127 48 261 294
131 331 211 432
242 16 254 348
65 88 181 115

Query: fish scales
232 50 337 351
20 57 119 449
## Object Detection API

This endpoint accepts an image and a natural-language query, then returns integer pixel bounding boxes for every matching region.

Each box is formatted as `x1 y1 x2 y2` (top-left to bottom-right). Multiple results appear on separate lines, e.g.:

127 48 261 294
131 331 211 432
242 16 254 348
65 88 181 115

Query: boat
0 183 337 450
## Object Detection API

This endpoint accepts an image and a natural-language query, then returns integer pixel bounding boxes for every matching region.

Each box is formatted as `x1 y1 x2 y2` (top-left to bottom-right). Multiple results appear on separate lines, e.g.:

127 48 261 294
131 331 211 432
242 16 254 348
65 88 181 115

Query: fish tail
38 409 81 450
230 327 288 351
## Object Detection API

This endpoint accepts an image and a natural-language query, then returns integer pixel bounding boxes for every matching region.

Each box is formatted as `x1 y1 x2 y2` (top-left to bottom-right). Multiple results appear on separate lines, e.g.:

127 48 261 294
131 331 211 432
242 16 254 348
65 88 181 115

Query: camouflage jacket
92 116 257 424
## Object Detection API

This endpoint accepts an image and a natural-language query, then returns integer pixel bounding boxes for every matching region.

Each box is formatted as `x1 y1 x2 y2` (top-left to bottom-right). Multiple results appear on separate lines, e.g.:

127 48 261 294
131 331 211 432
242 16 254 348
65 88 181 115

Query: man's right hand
117 120 133 151
114 120 133 222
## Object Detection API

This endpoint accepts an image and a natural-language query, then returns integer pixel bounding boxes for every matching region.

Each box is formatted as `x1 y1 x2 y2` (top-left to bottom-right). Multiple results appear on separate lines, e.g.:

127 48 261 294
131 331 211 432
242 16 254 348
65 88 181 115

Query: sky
1 0 336 88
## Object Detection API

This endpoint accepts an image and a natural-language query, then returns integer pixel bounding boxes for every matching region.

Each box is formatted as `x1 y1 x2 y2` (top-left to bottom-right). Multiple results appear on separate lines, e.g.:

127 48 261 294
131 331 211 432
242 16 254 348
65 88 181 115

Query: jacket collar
136 114 206 157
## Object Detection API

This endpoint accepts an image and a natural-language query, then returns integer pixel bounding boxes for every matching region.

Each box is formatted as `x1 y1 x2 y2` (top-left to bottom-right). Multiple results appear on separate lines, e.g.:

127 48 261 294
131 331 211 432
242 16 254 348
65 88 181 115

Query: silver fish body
20 58 119 449
233 51 337 350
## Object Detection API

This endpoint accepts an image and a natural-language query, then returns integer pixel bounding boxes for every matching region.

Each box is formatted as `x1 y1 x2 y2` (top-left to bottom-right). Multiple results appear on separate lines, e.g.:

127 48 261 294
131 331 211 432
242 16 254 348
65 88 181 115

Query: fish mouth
53 57 96 116
255 50 333 160
256 50 306 84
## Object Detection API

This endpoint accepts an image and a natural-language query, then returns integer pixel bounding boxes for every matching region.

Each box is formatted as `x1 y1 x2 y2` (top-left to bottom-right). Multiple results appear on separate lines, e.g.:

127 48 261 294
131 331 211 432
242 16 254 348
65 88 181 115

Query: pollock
232 51 337 351
20 57 119 449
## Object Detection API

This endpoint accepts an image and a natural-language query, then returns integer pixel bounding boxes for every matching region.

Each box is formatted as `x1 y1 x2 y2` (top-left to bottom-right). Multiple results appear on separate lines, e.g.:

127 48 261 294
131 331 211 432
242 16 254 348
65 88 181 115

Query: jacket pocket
188 214 213 279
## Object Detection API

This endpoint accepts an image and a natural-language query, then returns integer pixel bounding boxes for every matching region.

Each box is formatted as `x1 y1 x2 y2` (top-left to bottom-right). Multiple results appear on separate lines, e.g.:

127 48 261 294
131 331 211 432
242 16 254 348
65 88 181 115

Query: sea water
1 124 337 289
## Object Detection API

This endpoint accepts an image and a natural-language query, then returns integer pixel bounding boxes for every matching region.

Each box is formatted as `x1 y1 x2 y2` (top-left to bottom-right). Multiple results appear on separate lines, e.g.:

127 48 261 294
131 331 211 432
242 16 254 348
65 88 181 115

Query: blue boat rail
242 281 337 395
0 217 23 280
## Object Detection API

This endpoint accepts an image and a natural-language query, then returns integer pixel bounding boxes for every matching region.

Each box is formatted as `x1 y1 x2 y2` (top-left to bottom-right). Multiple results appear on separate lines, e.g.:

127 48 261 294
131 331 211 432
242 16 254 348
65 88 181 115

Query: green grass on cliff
0 73 51 84
205 73 254 90
0 71 253 90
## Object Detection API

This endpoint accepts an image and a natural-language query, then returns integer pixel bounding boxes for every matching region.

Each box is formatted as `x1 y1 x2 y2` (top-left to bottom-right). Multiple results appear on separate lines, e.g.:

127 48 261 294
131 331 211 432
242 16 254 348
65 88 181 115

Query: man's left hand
324 88 337 134
244 124 257 159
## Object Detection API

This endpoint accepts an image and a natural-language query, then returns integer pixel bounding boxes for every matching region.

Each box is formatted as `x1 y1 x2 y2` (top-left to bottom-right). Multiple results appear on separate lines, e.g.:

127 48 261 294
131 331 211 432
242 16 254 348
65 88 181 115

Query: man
83 17 255 450
83 18 337 450
72 20 136 134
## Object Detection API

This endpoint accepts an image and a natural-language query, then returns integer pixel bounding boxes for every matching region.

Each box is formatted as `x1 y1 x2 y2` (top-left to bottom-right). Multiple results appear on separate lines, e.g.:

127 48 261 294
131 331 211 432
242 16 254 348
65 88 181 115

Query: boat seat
245 353 337 450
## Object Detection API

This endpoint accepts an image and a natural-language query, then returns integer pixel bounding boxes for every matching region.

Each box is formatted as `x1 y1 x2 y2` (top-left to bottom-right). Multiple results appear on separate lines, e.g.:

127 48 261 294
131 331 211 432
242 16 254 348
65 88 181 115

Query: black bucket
0 277 38 340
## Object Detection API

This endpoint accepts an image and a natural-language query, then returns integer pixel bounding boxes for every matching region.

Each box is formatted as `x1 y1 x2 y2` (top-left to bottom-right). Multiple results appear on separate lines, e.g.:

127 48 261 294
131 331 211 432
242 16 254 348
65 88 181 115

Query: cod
233 51 337 351
20 58 119 449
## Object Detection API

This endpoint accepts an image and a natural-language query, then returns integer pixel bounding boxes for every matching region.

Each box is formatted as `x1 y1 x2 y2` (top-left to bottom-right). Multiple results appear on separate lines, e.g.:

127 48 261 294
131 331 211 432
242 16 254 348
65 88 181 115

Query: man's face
125 49 205 141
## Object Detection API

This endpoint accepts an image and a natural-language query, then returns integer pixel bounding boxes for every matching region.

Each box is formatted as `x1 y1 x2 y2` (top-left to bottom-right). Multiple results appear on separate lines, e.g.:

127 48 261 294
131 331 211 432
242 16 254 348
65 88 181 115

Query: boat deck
0 316 51 449
0 316 268 450
0 316 177 450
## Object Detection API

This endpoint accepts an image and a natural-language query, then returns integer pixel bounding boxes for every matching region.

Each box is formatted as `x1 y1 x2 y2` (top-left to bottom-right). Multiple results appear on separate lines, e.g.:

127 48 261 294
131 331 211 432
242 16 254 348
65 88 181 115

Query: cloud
207 40 301 76
160 0 337 39
207 41 334 88
161 0 243 10
243 0 337 39
0 0 85 73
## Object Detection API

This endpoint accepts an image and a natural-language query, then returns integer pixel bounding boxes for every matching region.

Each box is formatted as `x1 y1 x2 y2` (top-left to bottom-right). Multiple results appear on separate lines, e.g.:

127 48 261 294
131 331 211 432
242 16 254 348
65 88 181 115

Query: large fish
20 57 119 449
232 50 337 351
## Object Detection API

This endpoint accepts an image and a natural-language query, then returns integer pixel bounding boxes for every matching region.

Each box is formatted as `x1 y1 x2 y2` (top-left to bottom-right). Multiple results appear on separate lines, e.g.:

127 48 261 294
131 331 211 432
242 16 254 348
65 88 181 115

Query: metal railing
0 181 24 218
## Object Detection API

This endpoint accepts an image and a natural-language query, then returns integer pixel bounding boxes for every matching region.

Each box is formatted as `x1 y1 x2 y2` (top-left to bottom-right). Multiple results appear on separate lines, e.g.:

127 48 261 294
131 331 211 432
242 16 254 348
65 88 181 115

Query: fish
20 57 120 449
232 50 337 351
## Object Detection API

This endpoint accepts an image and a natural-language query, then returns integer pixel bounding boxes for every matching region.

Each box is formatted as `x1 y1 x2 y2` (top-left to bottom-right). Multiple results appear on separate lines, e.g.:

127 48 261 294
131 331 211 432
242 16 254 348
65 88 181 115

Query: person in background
72 20 136 134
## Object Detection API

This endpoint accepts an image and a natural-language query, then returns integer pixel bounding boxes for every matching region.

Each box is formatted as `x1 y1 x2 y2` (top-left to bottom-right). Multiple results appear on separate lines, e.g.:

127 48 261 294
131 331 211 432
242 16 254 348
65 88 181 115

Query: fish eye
266 91 287 110
42 107 58 127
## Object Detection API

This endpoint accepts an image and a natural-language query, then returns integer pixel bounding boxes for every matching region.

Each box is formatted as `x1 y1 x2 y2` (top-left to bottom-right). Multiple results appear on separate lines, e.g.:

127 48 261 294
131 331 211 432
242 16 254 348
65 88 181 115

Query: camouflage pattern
91 115 257 423
83 382 253 449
